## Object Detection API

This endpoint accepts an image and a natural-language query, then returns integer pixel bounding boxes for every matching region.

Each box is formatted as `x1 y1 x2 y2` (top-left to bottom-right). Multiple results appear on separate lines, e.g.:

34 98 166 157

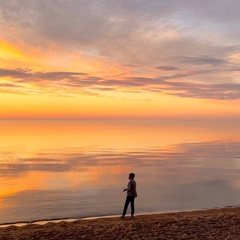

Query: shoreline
0 206 236 228
1 207 240 239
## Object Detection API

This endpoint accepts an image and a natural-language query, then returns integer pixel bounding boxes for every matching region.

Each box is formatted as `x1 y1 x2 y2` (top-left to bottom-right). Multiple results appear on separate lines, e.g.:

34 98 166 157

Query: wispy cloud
173 56 230 65
0 0 240 103
156 66 179 71
1 67 240 99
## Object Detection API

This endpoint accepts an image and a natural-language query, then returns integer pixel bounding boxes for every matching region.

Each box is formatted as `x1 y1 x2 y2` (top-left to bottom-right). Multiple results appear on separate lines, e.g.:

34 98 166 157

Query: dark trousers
122 196 135 217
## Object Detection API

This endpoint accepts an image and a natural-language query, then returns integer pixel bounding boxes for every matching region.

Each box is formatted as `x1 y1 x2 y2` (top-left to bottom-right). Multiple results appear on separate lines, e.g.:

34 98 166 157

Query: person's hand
123 188 127 192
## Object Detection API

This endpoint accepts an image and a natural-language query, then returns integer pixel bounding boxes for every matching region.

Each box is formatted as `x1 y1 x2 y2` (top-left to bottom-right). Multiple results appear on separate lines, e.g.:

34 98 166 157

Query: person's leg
130 196 135 217
122 196 131 217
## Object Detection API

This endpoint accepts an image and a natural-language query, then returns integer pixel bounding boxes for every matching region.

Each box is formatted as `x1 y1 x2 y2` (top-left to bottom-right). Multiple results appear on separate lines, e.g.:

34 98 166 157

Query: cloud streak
1 67 240 99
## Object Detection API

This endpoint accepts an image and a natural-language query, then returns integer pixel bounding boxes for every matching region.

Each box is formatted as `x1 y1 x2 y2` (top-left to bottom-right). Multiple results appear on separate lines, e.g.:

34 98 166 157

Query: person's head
129 173 135 179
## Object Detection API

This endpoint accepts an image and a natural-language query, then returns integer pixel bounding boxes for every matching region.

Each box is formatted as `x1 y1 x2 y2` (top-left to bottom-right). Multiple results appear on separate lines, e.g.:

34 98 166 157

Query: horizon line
0 116 239 121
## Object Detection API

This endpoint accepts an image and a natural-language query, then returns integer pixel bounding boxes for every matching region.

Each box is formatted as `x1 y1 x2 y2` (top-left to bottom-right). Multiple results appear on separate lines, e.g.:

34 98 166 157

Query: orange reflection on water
0 119 239 204
0 163 129 204
0 119 240 151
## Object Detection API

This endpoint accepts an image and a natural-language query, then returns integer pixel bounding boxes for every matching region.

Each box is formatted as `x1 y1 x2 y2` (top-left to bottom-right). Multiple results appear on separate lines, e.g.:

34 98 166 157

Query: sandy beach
0 207 240 239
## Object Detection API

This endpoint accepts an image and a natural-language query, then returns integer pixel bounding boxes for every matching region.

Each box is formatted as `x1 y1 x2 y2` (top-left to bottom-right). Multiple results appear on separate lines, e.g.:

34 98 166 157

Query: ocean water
0 119 240 224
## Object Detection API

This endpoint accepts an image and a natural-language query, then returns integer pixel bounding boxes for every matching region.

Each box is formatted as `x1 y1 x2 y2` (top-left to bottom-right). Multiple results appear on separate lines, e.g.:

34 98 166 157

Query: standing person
121 173 137 218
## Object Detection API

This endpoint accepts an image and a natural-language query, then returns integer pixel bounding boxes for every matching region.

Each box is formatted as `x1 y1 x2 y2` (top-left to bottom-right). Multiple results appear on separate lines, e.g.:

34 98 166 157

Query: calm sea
0 119 240 224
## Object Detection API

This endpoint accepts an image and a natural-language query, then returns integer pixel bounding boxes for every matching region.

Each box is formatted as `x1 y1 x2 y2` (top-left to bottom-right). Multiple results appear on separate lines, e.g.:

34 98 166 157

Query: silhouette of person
121 173 137 218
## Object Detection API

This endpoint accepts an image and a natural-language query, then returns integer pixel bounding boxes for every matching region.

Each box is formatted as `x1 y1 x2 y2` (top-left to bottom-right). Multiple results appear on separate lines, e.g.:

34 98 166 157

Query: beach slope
0 207 240 239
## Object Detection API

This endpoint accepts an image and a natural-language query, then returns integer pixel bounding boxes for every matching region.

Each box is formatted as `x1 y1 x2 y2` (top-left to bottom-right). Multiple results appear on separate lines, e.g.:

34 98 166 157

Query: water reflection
0 120 240 224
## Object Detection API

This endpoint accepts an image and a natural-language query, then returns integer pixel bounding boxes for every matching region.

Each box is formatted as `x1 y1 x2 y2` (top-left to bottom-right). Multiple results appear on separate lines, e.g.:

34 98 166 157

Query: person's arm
123 181 130 192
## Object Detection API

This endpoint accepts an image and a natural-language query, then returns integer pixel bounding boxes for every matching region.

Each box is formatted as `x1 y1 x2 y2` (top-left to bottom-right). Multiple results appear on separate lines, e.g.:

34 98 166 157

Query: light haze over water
0 119 240 224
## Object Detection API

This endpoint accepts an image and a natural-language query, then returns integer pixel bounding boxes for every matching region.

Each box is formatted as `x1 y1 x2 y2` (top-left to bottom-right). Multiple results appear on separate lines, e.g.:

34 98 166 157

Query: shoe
120 216 125 219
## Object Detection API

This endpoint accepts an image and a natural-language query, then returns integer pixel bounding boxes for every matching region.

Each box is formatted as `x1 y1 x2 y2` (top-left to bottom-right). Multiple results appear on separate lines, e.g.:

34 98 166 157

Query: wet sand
1 207 240 239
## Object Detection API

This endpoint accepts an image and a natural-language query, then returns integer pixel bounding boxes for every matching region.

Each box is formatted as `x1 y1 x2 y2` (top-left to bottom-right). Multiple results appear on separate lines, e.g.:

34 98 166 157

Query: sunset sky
0 0 240 119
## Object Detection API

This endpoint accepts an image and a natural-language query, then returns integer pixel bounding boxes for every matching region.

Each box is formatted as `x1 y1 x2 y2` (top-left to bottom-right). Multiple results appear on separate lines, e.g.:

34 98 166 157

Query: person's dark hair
129 173 135 179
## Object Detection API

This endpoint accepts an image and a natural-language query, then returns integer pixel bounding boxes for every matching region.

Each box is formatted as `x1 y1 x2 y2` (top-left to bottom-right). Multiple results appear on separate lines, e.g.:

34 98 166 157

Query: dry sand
1 207 240 239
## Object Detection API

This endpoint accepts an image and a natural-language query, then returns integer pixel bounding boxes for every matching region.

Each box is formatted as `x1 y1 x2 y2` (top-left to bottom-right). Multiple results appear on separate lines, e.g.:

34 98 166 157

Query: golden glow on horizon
1 120 240 153
1 90 240 119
